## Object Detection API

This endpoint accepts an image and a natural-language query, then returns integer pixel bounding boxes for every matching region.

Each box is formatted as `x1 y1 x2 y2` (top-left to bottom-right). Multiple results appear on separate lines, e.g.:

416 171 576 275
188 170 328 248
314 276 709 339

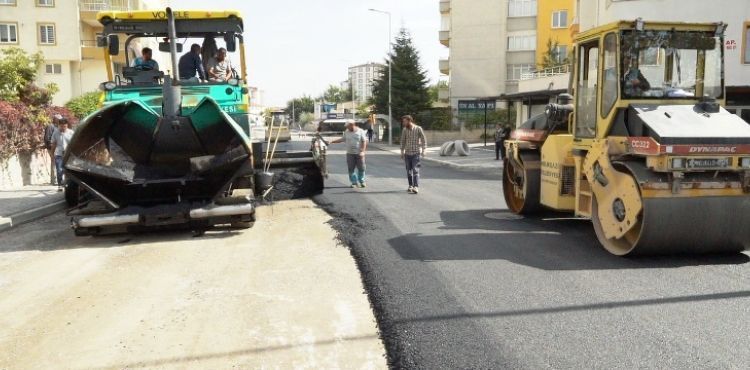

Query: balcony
439 30 450 47
81 40 102 60
79 0 138 11
439 59 449 75
439 0 450 13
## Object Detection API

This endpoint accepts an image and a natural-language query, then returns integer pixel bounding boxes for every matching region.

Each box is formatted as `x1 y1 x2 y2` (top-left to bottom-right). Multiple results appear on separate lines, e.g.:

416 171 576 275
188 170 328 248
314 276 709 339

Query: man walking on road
495 124 511 161
400 115 427 194
43 115 60 185
331 121 367 188
51 118 74 191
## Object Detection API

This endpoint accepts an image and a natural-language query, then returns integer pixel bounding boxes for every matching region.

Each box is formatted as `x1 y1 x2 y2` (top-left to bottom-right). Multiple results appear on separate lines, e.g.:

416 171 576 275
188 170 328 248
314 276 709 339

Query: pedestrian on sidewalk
367 127 374 142
51 118 74 191
330 121 367 188
43 115 60 185
495 123 511 161
400 115 427 194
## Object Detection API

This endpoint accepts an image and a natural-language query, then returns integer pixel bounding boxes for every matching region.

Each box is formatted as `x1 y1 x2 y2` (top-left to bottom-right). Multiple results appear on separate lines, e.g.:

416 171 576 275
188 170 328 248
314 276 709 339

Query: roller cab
504 20 750 256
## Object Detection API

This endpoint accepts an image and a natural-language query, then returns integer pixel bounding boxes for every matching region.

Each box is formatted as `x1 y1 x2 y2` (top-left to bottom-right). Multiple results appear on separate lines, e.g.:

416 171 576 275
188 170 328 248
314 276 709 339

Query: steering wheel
134 64 154 71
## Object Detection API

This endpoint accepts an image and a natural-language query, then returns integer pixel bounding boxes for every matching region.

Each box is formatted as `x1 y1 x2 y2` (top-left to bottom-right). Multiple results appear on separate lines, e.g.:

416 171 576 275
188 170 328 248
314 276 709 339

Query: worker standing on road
43 115 60 185
330 121 367 188
495 124 511 161
400 115 427 194
51 118 74 192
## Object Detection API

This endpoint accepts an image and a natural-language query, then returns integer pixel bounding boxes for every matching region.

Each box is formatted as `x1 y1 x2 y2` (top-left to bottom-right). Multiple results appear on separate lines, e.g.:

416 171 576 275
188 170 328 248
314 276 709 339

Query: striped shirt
400 124 427 155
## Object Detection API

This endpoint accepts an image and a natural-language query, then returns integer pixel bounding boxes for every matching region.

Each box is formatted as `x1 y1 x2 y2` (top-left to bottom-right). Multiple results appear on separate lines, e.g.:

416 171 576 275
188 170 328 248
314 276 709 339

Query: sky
169 0 446 107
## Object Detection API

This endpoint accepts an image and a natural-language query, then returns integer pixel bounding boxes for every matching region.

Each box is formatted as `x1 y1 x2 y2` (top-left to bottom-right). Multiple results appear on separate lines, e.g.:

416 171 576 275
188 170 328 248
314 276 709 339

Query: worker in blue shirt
133 47 159 71
178 44 207 81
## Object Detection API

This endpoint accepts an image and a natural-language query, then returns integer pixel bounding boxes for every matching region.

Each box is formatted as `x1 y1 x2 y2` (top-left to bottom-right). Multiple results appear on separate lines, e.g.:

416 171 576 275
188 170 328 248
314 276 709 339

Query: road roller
503 20 750 255
63 8 325 236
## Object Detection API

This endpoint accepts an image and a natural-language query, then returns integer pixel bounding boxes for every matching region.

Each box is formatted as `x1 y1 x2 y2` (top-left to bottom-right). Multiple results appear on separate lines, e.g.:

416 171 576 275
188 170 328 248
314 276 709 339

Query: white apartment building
0 0 161 106
348 62 384 105
575 0 750 121
439 0 538 119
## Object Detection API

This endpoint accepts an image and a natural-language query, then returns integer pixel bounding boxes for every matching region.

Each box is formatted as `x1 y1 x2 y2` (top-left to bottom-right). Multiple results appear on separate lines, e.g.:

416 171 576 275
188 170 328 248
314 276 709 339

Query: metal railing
520 64 570 81
79 0 138 11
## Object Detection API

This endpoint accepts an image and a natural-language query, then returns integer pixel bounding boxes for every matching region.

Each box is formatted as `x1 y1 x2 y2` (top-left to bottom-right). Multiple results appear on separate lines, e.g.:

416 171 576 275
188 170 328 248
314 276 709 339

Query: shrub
65 91 101 119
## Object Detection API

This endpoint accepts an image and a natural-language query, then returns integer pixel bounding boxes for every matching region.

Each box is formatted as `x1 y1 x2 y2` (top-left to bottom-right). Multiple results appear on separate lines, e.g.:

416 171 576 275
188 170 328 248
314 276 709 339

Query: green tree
0 47 58 101
356 103 371 117
319 85 349 103
427 80 449 104
285 95 315 122
298 112 315 126
540 39 568 70
65 91 101 119
371 28 431 120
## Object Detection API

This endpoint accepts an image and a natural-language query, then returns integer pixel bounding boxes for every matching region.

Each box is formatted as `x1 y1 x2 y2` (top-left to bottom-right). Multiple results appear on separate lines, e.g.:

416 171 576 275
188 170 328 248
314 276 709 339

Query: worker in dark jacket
494 124 511 160
178 44 207 81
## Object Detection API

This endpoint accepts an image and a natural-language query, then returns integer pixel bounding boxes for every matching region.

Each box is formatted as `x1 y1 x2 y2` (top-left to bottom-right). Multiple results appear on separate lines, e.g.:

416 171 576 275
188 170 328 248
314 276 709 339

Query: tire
454 140 470 156
442 141 456 156
439 142 451 156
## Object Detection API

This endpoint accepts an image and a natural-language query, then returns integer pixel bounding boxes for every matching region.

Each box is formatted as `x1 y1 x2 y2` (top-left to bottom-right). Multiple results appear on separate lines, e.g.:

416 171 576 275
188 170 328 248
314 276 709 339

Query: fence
79 0 137 11
520 64 569 81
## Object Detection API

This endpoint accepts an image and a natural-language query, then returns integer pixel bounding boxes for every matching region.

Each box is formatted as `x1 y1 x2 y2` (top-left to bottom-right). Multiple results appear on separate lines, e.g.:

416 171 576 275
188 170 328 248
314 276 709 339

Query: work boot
359 182 366 188
408 186 414 193
412 187 419 194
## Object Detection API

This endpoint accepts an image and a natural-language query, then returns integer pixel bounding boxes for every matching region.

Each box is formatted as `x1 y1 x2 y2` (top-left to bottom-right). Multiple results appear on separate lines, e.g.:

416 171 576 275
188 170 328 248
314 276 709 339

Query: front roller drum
592 168 750 256
502 152 541 214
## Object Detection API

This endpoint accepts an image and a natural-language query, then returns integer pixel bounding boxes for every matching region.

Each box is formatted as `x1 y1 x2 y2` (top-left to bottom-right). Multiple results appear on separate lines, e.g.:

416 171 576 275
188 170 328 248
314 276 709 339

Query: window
37 0 53 6
38 23 55 45
744 22 750 64
508 0 537 17
0 23 17 43
601 33 618 118
507 64 535 81
0 0 16 5
575 40 599 138
552 10 568 28
508 34 536 51
45 63 62 74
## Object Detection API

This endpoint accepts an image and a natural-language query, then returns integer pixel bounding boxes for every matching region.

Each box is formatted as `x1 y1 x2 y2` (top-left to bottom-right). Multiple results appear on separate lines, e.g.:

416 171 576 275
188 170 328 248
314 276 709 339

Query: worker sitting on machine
207 48 234 82
623 57 651 96
133 47 160 71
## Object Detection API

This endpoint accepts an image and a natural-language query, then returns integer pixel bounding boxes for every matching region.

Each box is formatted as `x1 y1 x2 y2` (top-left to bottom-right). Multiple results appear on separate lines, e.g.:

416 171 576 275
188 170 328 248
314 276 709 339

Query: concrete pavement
0 199 386 369
0 185 66 233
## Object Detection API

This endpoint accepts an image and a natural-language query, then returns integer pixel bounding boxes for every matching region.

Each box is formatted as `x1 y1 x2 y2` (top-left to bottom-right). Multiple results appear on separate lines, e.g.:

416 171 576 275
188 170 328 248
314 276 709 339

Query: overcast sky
171 0 446 106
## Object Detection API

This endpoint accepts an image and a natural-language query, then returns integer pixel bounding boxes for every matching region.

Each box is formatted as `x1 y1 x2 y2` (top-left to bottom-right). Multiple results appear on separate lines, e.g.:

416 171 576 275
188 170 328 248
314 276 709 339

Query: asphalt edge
0 199 67 233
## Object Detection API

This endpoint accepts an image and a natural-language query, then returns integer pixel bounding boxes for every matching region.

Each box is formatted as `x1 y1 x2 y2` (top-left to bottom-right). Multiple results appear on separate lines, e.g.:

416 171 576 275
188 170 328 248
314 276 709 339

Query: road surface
0 199 385 369
317 144 750 369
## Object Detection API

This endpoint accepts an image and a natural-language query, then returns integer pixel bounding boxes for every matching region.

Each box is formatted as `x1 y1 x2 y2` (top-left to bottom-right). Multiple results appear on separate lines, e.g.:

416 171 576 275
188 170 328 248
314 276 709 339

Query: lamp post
368 8 392 145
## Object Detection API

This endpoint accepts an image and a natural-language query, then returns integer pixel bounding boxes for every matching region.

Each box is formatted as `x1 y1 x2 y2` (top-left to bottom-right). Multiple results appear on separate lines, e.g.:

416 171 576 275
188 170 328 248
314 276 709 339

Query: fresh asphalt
307 139 750 369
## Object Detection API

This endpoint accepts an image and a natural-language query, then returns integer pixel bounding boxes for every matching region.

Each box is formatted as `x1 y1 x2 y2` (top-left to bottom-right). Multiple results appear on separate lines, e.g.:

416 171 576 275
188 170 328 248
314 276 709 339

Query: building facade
574 0 750 121
536 0 575 68
0 0 160 106
348 62 384 105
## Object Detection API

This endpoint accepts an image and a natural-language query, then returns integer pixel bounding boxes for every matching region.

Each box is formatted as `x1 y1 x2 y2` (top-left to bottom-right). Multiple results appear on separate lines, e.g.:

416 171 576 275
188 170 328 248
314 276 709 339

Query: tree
298 112 315 126
371 28 431 121
319 85 349 103
285 95 315 122
0 47 57 101
427 80 449 104
356 103 372 117
65 91 101 119
540 38 568 70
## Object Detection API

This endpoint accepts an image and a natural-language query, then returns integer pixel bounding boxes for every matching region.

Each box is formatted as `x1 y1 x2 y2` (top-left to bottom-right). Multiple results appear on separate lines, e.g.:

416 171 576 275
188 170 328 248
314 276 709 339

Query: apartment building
348 62 384 105
536 0 574 67
575 0 750 121
0 0 160 105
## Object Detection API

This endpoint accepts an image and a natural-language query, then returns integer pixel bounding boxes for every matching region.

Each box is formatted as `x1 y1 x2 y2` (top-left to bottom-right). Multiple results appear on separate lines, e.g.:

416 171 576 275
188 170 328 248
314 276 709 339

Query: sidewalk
0 185 66 232
371 142 504 171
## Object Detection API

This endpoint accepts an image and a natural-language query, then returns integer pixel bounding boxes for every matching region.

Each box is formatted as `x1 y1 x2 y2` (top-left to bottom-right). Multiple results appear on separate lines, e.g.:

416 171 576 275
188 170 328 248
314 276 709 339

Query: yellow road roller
503 20 750 255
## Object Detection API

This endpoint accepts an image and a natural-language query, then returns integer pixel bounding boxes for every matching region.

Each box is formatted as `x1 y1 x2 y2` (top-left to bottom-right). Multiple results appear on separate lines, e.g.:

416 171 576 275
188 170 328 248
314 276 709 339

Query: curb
0 199 67 233
370 144 503 171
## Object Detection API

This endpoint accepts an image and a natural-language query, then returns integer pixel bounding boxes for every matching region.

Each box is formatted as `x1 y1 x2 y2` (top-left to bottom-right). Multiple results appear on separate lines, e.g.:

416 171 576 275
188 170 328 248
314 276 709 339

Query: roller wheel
502 152 541 214
591 193 644 256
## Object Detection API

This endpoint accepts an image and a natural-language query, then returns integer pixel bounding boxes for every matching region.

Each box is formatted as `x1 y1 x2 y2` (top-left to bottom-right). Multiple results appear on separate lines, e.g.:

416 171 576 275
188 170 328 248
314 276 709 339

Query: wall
0 151 53 189
424 128 489 145
536 0 575 67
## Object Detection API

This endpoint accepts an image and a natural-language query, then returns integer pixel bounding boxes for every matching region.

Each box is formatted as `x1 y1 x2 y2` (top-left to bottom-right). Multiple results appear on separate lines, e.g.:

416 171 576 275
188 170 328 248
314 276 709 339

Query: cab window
575 39 599 138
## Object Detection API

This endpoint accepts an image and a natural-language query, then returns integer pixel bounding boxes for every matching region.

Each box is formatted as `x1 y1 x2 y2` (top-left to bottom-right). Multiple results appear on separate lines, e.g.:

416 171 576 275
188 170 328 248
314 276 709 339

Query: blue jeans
404 154 421 187
54 155 64 186
346 154 366 185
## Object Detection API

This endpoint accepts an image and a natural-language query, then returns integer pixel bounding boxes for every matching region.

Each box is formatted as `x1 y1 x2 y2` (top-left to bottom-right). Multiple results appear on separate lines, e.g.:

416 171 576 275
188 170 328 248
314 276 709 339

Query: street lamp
368 8 392 145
